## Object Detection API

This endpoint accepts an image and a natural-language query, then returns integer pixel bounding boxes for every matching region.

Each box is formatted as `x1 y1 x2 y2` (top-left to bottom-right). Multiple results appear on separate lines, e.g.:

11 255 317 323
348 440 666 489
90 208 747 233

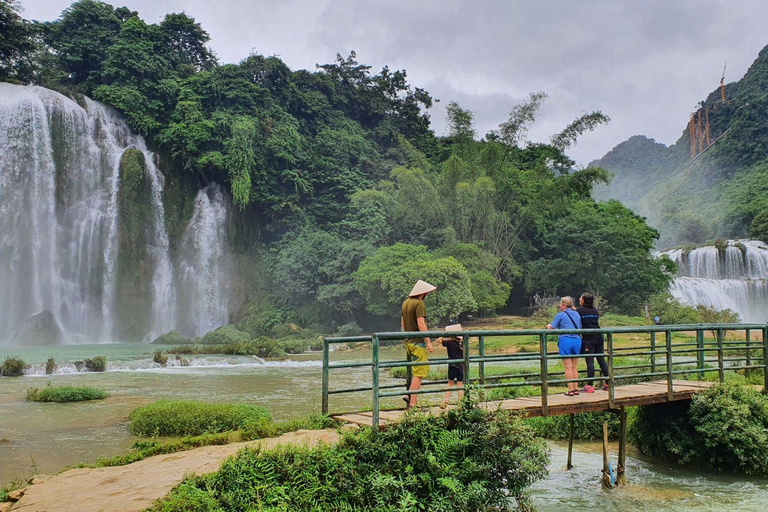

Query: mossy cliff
115 149 153 340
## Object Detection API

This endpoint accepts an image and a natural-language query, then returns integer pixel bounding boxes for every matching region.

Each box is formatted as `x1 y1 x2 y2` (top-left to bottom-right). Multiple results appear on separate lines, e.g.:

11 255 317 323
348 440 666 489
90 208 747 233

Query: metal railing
322 324 768 426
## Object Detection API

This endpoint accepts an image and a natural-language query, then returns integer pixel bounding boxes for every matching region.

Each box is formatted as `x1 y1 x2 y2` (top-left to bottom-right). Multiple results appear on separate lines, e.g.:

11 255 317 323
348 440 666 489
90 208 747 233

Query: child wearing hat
437 323 466 408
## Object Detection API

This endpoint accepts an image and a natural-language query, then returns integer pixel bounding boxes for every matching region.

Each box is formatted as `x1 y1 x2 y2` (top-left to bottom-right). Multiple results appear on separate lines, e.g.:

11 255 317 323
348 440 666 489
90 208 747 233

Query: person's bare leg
564 359 578 392
444 380 454 403
409 376 423 407
457 381 464 401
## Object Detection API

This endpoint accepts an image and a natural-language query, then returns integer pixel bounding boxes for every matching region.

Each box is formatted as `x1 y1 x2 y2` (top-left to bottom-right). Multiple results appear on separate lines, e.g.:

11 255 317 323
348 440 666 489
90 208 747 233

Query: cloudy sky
19 0 768 165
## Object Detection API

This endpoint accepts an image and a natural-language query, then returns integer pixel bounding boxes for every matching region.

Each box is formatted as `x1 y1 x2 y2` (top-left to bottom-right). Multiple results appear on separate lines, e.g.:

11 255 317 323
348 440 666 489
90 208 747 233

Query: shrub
153 350 168 366
237 301 283 338
128 400 271 437
1 356 25 377
152 330 191 345
151 401 549 511
335 321 363 337
27 385 109 402
45 357 56 374
526 411 621 440
84 356 107 372
629 384 768 475
277 337 309 354
200 325 250 345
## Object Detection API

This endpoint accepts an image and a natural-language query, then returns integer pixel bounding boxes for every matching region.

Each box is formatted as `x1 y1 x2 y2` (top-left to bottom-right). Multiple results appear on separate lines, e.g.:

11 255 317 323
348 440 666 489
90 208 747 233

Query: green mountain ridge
591 43 768 249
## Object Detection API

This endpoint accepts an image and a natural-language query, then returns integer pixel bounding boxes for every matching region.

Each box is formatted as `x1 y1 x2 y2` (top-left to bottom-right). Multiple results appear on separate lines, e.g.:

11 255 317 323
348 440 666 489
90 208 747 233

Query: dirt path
7 429 340 512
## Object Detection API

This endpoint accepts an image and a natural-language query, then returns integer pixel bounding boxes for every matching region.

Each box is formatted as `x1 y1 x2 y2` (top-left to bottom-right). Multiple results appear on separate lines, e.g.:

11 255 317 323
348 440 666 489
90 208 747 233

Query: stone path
6 429 340 512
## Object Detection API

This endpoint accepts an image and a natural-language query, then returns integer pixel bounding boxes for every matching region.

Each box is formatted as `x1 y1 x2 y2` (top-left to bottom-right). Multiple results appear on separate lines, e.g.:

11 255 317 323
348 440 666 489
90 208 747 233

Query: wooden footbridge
323 323 767 485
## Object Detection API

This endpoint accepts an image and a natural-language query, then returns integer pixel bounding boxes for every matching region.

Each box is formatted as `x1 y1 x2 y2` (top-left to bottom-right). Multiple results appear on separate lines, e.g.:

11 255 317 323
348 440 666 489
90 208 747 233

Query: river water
2 343 768 510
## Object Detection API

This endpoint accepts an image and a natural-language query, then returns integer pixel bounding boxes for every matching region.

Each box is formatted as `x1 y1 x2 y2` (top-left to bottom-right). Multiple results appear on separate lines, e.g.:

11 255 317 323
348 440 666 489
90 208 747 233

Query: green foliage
649 292 740 324
128 400 271 437
1 356 25 377
170 336 287 358
526 199 675 313
152 402 549 511
526 411 621 440
629 384 768 475
84 355 107 372
27 384 109 402
749 209 768 242
0 0 36 83
334 321 363 337
152 330 192 345
201 325 250 345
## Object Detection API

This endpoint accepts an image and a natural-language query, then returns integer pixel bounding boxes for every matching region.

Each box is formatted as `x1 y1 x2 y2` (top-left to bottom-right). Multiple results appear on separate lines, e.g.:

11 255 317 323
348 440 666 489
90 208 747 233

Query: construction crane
720 63 727 102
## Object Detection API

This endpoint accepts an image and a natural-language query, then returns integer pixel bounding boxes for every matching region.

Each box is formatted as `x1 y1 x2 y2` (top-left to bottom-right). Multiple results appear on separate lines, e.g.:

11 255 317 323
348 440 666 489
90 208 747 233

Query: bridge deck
333 380 715 428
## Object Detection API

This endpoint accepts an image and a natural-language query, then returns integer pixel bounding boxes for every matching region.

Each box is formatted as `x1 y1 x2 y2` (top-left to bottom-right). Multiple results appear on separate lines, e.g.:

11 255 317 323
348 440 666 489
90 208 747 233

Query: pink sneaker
582 385 595 393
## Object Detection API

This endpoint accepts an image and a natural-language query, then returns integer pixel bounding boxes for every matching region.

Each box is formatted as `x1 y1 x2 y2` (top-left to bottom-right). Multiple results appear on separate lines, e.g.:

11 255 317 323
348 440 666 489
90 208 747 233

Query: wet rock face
12 310 62 345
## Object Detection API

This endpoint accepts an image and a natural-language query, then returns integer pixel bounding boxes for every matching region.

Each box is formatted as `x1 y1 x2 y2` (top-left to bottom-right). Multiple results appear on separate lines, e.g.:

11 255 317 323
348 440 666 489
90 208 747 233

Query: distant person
437 323 466 408
577 293 609 393
654 315 661 325
547 296 582 396
401 279 436 409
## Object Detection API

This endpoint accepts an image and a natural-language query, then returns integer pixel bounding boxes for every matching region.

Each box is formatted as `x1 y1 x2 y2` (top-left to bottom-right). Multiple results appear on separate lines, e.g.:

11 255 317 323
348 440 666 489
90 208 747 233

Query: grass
128 400 272 437
168 336 323 359
27 385 109 402
77 414 339 469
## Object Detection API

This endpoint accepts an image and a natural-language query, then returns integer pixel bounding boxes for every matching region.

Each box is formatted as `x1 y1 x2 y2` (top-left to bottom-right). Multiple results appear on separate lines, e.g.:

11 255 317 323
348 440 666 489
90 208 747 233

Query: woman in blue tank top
547 296 582 396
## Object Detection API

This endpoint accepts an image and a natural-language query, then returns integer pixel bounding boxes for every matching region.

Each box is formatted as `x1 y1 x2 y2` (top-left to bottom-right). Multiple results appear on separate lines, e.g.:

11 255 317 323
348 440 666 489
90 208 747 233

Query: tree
160 12 216 75
44 0 128 88
526 200 676 313
0 0 36 82
749 209 768 243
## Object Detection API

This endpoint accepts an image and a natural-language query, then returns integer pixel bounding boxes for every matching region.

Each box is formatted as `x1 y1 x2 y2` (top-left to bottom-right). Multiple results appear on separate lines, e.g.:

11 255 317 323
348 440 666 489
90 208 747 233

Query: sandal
439 400 449 409
564 391 576 396
402 395 411 409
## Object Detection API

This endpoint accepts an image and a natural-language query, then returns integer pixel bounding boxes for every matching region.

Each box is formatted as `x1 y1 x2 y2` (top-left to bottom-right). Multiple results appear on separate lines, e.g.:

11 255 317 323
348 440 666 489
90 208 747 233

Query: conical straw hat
409 279 436 297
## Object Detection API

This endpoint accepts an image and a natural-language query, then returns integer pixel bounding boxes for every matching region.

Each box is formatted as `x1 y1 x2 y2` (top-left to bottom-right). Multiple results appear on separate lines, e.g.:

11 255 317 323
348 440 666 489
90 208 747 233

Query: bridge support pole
601 421 613 488
566 413 575 470
617 407 627 485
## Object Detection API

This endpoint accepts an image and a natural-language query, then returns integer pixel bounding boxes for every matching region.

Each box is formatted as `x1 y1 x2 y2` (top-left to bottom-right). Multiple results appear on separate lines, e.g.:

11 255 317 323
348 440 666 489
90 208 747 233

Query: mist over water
0 84 233 344
661 240 768 323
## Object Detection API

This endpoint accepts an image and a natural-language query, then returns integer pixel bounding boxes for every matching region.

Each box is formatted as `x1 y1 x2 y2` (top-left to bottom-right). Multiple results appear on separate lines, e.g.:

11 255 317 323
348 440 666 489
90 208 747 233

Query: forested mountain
0 0 672 337
592 43 768 249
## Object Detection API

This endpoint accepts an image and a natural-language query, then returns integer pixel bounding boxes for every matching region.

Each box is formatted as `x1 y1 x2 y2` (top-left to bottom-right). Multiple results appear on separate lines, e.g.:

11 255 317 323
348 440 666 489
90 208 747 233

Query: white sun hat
408 279 437 297
445 324 463 332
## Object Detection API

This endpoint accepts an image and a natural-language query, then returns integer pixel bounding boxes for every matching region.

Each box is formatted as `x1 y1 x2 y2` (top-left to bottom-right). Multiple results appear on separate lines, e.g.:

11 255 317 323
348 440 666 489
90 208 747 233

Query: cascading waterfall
176 185 232 337
662 240 768 322
0 83 233 344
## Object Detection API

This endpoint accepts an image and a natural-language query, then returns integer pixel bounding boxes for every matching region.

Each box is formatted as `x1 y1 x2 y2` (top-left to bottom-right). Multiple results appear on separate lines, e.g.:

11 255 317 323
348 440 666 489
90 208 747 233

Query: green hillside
592 44 768 249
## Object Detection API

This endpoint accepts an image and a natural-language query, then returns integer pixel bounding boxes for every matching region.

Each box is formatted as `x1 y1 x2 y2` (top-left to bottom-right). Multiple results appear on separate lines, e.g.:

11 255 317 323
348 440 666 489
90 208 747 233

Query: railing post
322 337 330 414
696 329 705 373
372 334 380 428
717 328 724 384
763 325 768 392
745 328 752 377
463 333 471 396
607 332 615 408
540 333 548 416
650 331 657 374
666 330 673 401
478 335 485 385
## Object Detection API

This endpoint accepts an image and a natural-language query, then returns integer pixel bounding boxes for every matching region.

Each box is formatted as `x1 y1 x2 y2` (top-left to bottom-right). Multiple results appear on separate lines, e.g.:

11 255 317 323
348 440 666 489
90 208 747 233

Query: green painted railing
323 324 768 427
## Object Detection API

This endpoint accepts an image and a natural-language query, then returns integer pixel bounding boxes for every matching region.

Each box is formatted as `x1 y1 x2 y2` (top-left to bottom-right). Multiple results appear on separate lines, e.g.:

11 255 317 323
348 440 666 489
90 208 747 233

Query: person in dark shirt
437 323 466 408
577 293 609 392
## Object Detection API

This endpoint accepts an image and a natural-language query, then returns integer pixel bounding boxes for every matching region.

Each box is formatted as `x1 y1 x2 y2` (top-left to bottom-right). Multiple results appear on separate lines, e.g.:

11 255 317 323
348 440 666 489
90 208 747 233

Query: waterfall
662 240 768 322
176 184 232 338
0 83 234 344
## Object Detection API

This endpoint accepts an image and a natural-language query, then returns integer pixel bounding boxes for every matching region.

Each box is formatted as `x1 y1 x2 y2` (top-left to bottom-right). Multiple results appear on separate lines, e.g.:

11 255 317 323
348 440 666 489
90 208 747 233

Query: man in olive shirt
401 279 436 408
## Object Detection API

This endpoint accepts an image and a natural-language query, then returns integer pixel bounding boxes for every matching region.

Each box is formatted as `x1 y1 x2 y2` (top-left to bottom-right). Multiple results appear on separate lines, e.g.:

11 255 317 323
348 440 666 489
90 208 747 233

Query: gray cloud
21 0 768 165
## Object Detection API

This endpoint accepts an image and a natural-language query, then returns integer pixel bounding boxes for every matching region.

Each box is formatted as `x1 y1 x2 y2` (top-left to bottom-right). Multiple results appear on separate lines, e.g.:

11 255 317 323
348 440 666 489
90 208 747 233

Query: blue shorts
558 336 582 357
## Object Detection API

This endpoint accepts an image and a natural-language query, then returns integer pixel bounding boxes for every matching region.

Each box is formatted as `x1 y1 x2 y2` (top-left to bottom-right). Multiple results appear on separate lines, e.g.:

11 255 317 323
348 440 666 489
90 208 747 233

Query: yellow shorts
405 342 430 378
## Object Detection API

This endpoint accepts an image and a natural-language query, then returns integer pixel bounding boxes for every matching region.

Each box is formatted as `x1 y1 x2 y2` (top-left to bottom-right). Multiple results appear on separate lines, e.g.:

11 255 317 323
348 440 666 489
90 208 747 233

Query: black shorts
448 366 464 382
